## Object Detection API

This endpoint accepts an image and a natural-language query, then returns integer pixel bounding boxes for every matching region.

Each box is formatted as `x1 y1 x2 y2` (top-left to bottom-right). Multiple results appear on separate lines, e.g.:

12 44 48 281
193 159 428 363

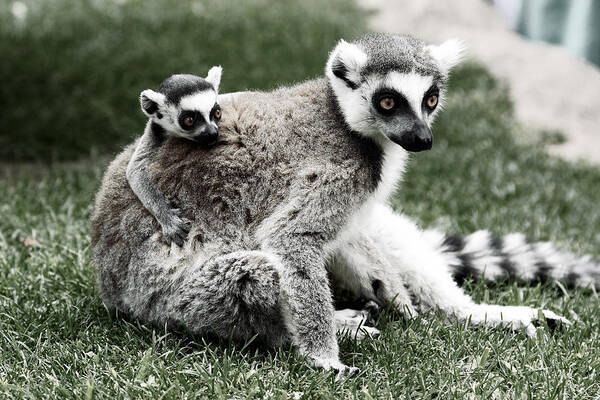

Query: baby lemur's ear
325 39 368 90
140 89 166 118
426 38 467 75
206 66 222 92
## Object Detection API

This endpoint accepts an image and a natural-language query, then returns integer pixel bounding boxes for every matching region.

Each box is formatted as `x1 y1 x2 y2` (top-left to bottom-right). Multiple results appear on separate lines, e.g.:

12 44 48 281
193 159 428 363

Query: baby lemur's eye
179 111 199 130
379 97 395 111
183 116 195 127
211 104 222 121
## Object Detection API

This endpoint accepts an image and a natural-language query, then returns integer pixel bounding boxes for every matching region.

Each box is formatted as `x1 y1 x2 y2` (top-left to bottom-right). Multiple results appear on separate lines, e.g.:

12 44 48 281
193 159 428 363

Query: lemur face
326 34 465 151
140 67 223 145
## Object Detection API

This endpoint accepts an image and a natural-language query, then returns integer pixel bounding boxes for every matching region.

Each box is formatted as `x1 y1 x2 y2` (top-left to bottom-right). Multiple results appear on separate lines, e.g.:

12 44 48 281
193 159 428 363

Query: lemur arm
256 162 369 374
126 127 190 246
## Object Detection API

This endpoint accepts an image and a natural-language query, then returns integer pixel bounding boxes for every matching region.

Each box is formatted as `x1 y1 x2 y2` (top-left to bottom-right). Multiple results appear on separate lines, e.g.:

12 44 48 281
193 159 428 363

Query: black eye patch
372 88 410 116
178 110 206 131
210 104 221 120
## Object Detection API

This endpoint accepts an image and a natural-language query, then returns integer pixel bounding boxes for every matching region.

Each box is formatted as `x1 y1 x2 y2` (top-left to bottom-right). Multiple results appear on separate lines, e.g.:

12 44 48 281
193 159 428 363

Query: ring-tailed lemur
92 33 595 379
126 67 223 246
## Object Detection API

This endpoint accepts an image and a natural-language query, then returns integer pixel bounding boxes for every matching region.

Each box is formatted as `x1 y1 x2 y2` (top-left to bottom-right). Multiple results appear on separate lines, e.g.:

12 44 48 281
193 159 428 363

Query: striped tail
433 230 600 290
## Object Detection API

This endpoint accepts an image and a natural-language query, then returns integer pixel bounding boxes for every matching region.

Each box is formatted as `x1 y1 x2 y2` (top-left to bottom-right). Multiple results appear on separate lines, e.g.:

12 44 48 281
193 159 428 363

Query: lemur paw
307 357 359 380
521 309 571 337
335 303 381 341
363 300 380 324
160 211 192 247
534 309 571 333
472 306 571 337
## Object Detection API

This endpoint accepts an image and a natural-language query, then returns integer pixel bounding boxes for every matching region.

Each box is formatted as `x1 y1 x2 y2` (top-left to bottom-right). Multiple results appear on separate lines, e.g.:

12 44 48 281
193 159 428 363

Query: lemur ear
325 39 368 90
206 66 222 92
140 89 166 118
426 38 467 75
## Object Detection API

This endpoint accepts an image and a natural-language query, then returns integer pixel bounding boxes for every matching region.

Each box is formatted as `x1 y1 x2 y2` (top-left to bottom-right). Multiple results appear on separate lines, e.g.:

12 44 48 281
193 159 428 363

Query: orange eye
183 116 195 127
426 95 438 109
379 97 395 110
214 108 221 120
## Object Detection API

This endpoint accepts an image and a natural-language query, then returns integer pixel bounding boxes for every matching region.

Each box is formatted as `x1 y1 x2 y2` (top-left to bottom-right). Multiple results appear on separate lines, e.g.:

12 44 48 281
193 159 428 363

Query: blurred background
496 0 600 66
1 0 599 163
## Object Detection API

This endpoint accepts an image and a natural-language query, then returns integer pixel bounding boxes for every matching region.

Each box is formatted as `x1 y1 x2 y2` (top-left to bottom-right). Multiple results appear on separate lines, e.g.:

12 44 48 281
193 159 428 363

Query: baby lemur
126 67 223 246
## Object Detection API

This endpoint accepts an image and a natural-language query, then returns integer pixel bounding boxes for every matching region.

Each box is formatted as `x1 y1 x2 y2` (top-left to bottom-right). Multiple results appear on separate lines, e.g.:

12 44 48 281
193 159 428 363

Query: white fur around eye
385 72 433 117
179 91 218 114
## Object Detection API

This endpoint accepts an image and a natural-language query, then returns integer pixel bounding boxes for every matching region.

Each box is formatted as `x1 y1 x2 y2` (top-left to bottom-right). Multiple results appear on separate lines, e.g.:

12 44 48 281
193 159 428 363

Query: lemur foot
362 300 380 324
466 305 571 337
307 357 359 380
160 208 192 247
534 309 571 334
335 301 381 341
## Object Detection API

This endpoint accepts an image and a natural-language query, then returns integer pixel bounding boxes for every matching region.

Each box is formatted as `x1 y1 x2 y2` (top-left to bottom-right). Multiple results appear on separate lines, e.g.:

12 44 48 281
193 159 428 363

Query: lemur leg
256 164 375 377
330 232 418 318
123 248 290 347
333 204 569 336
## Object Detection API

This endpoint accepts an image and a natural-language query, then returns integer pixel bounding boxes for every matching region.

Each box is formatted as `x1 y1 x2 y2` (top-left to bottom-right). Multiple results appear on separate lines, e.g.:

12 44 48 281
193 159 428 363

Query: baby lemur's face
140 67 223 145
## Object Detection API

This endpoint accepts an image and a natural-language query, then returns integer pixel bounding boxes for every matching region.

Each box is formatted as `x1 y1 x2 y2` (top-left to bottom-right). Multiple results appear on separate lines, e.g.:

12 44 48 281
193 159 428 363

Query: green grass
2 1 600 399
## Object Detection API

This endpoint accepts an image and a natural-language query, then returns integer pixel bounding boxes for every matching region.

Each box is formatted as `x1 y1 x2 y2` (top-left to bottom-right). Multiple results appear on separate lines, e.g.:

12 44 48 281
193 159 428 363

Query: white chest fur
371 141 408 205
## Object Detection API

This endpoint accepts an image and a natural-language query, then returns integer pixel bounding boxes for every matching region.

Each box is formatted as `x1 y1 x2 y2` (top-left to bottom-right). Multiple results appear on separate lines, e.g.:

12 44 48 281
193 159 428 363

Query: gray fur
126 126 192 246
355 33 444 82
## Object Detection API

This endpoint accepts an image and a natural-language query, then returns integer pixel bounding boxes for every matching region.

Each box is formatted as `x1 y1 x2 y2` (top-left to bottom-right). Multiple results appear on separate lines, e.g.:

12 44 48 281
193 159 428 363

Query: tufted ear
206 66 222 92
426 38 467 75
140 89 166 118
325 39 368 90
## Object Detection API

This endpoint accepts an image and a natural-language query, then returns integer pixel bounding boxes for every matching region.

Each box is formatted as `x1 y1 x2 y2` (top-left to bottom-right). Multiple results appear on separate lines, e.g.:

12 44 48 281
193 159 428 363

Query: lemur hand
160 208 192 247
307 357 360 381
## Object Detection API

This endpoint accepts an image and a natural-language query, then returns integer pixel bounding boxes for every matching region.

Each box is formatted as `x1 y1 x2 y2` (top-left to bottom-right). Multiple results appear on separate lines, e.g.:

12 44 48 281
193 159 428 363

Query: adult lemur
92 33 597 377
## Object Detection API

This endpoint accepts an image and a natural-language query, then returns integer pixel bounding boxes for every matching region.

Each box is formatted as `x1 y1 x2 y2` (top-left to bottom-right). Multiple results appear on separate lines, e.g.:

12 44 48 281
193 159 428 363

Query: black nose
205 125 218 139
193 125 219 145
391 121 433 152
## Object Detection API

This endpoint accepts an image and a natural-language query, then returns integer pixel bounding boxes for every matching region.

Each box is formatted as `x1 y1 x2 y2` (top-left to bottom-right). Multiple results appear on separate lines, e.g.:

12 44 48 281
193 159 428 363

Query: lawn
1 0 600 399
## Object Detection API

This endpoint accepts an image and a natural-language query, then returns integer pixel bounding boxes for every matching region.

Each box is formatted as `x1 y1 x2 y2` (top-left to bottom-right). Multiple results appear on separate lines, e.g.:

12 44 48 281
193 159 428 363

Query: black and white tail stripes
431 230 600 289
